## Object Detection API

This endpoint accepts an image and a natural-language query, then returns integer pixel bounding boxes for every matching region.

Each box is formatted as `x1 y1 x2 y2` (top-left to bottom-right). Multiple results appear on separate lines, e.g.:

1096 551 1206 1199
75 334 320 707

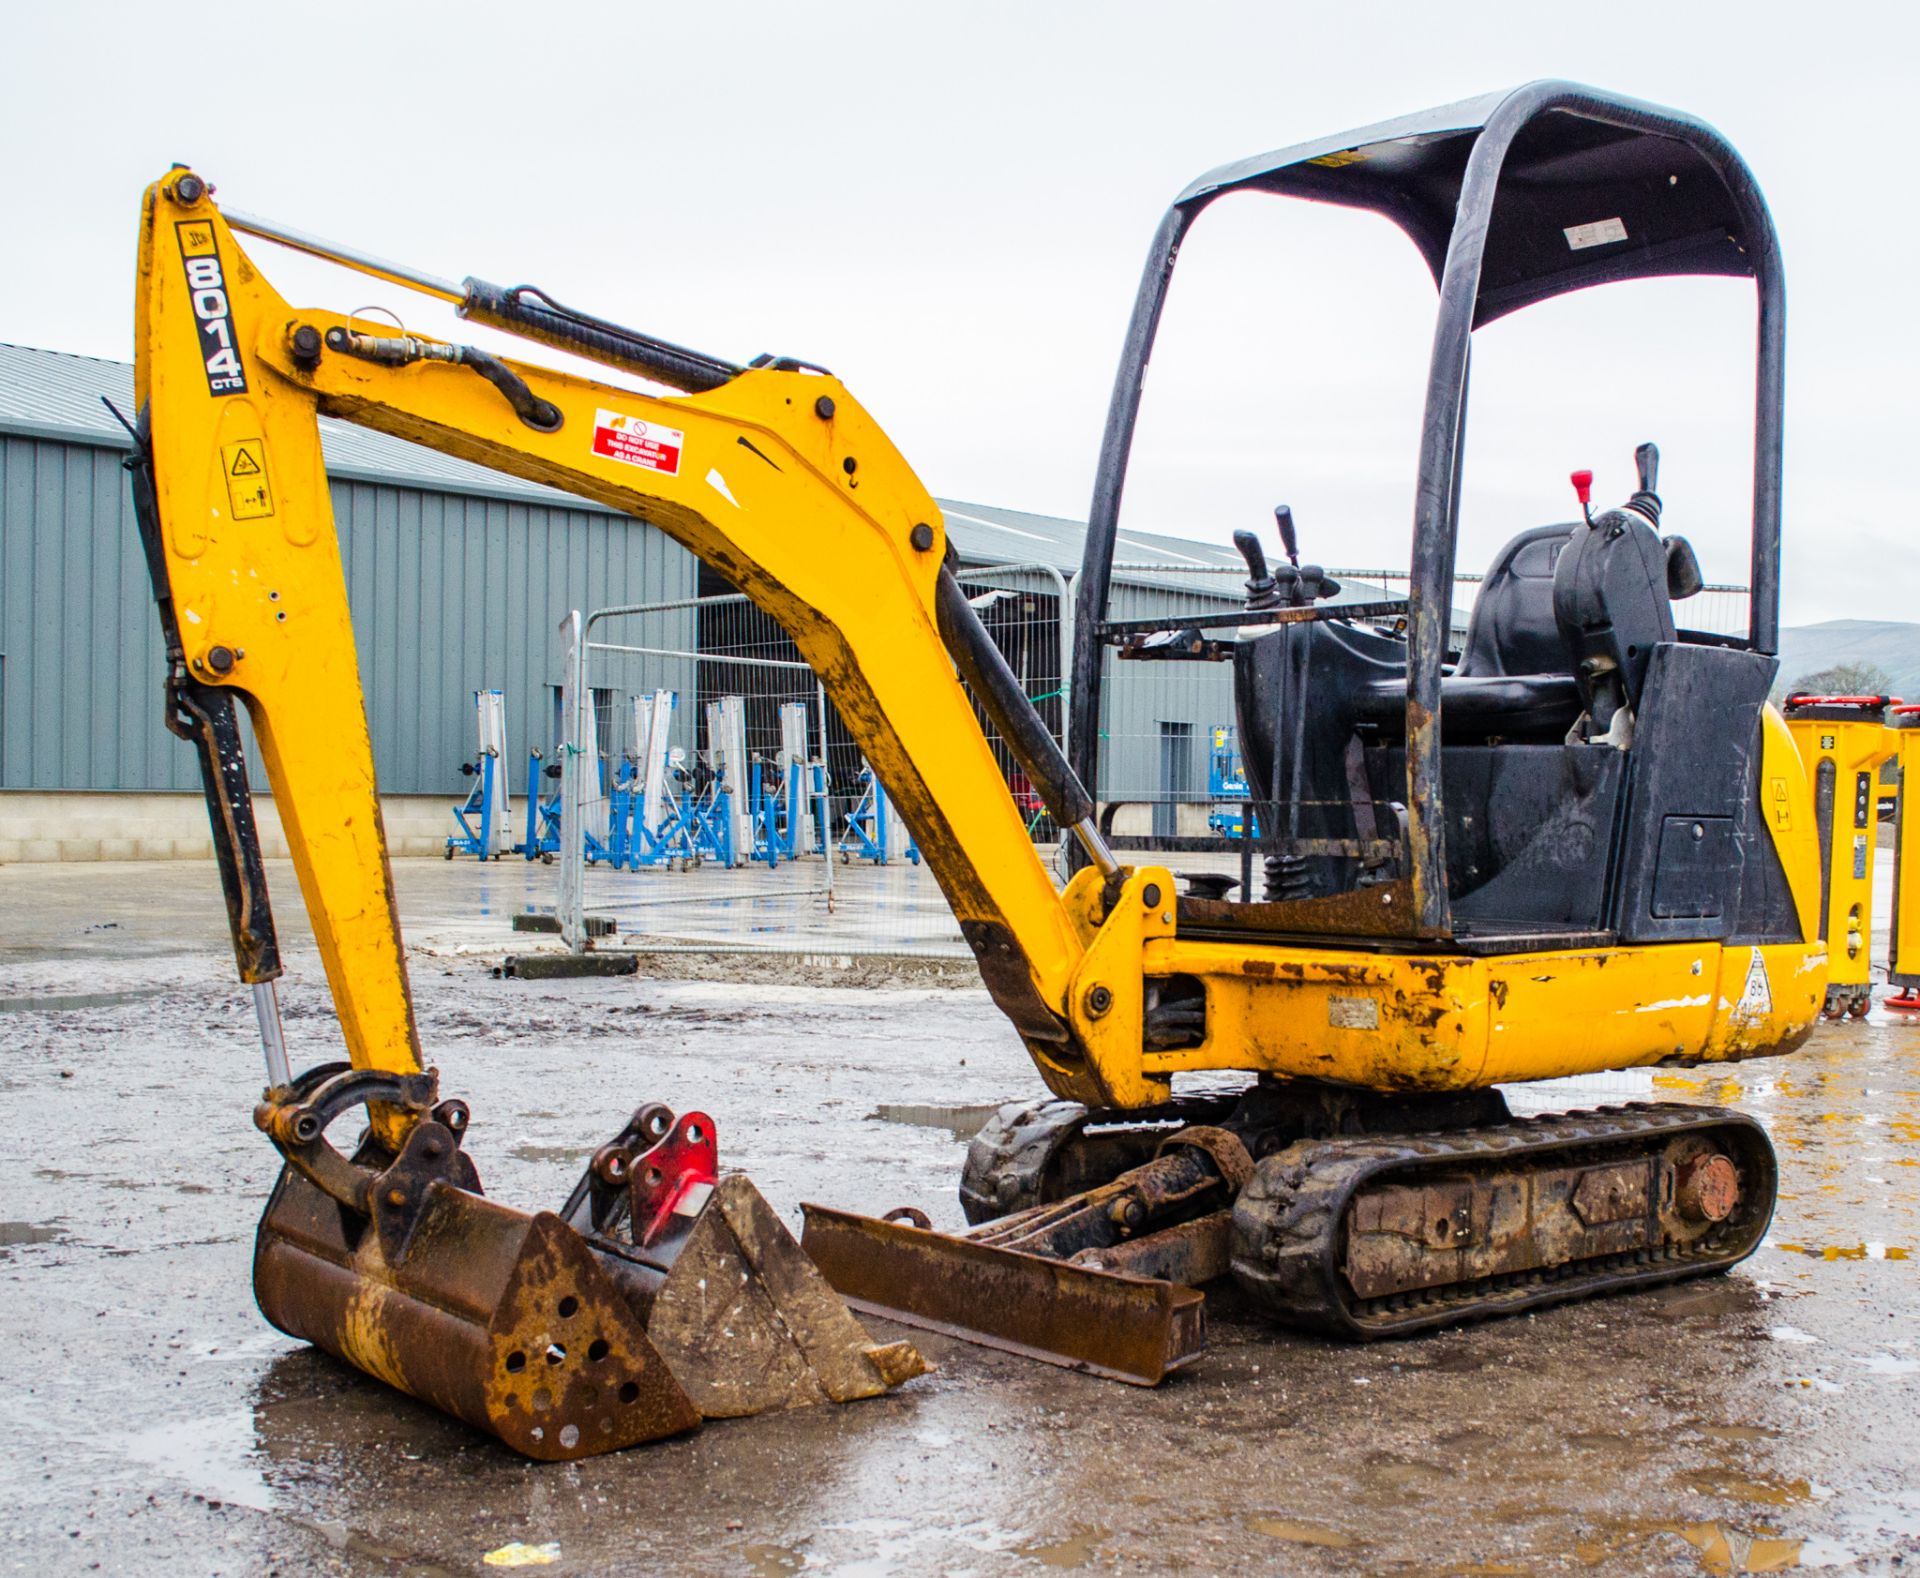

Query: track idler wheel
959 1093 1242 1224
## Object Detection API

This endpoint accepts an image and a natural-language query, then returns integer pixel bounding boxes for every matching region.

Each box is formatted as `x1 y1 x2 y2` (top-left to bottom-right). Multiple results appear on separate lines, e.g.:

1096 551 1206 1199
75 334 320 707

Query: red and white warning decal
592 409 683 475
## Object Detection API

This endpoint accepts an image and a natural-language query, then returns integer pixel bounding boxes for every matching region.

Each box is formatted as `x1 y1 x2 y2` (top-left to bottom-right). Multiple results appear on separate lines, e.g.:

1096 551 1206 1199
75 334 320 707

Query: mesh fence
554 572 1072 956
1095 564 1751 860
530 562 1751 956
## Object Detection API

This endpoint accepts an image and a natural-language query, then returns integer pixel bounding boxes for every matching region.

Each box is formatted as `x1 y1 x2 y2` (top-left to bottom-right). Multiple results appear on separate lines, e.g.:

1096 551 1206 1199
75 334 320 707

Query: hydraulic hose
934 567 1119 877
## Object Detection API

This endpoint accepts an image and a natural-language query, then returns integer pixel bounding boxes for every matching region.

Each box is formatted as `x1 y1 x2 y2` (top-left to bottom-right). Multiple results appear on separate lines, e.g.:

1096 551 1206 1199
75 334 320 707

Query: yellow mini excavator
130 81 1824 1452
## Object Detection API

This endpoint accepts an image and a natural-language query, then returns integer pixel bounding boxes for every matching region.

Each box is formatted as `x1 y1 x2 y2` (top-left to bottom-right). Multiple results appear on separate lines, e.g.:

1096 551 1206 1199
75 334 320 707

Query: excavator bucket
252 1070 923 1461
557 1104 927 1418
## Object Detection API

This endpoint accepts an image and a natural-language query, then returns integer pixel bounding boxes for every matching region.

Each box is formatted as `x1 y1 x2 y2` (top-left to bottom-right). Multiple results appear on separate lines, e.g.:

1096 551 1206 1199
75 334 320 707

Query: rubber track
1229 1103 1777 1339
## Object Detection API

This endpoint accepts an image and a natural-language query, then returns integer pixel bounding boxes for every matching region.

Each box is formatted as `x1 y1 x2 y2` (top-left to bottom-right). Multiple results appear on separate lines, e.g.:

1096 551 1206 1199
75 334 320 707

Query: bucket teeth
645 1175 930 1418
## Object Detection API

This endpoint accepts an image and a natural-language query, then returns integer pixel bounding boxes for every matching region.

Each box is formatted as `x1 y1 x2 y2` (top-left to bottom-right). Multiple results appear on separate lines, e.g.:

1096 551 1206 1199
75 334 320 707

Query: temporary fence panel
1093 561 1753 877
532 543 1748 958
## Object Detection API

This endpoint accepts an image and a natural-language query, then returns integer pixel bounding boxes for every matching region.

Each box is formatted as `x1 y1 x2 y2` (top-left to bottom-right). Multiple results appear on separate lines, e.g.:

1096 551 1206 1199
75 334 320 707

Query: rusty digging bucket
251 1067 925 1462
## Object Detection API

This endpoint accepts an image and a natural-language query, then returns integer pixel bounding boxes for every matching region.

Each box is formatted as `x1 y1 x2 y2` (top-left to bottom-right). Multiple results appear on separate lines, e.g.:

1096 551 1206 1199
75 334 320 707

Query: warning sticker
1735 950 1773 1019
592 409 683 476
1564 217 1628 251
221 438 273 520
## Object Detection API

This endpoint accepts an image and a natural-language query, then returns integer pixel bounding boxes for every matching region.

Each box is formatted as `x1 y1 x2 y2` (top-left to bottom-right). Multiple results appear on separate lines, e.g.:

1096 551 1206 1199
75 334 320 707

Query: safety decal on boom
175 222 248 396
1735 949 1773 1019
221 439 274 521
592 409 683 476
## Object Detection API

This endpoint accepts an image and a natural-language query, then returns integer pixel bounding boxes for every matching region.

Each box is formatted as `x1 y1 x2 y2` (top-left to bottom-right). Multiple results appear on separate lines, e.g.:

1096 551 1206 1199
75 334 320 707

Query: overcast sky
5 1 1914 626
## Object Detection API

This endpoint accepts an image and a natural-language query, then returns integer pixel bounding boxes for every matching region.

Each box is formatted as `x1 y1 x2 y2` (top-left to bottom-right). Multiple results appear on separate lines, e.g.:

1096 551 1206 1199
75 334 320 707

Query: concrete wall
0 790 461 863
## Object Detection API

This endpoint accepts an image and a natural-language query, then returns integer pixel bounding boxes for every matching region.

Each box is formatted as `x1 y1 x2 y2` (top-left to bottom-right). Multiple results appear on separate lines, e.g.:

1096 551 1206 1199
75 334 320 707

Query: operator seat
1355 524 1584 741
1456 524 1575 679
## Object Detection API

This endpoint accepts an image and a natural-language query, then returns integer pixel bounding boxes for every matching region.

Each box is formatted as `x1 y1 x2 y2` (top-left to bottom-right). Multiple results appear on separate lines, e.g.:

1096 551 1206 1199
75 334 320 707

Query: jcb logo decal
175 222 248 396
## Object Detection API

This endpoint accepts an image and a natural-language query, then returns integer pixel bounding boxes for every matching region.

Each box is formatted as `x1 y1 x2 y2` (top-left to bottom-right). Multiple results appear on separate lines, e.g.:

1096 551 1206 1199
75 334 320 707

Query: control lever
1630 441 1663 526
1273 504 1301 568
1570 468 1594 527
1234 529 1281 611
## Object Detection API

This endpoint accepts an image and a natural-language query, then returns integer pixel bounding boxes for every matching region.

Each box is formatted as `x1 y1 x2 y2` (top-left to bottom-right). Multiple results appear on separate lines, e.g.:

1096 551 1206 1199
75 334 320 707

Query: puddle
1015 1529 1109 1568
120 1408 276 1511
1697 1425 1782 1443
742 1545 806 1577
0 986 170 1013
1772 1242 1910 1261
0 1221 69 1255
1676 1470 1812 1507
1670 1523 1803 1574
1849 1352 1920 1375
1244 1515 1357 1548
868 1102 1003 1139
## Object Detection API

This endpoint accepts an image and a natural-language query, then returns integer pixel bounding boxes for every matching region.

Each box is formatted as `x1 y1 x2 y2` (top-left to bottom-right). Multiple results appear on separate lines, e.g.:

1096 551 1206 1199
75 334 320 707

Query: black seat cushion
1358 673 1582 741
1456 524 1575 678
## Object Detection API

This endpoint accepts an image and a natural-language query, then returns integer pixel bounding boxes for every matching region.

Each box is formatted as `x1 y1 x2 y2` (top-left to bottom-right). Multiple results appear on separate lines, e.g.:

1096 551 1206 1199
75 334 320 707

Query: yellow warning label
221 439 274 520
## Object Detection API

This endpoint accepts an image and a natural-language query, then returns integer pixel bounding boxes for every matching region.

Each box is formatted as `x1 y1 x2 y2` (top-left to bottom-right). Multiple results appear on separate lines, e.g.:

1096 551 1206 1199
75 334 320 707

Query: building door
1156 721 1193 840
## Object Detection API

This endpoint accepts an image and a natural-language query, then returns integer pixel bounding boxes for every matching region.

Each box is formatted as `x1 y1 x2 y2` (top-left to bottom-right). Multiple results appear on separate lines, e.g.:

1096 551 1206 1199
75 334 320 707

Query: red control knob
1569 469 1594 506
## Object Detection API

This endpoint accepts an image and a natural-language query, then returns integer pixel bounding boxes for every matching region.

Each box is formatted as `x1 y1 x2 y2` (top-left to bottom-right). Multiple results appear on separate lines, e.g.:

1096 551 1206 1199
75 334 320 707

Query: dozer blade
253 1070 922 1461
800 1124 1254 1384
800 1205 1205 1386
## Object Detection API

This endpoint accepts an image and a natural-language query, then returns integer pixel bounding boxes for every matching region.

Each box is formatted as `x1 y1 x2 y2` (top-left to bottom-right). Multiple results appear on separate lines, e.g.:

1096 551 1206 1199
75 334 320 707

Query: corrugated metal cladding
1 341 1258 810
0 429 695 794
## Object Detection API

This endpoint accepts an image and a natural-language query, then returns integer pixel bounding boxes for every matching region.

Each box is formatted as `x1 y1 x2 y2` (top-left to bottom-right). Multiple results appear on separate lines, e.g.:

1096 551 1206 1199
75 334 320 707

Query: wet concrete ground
3 858 1919 1575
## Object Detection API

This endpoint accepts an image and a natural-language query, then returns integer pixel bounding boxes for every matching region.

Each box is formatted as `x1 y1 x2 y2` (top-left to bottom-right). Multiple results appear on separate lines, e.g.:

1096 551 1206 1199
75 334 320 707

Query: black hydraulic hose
120 403 282 984
461 278 742 394
935 566 1096 834
456 347 563 432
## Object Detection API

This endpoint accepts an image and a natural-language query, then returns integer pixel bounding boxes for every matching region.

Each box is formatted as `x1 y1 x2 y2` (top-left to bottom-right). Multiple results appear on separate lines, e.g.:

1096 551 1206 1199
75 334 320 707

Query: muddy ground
2 859 1917 1576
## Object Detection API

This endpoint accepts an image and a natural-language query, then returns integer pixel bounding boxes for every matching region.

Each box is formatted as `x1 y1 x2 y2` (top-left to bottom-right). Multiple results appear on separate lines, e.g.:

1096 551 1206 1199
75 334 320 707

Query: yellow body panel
1131 936 1819 1092
135 170 1829 1124
1889 717 1920 989
1783 711 1896 990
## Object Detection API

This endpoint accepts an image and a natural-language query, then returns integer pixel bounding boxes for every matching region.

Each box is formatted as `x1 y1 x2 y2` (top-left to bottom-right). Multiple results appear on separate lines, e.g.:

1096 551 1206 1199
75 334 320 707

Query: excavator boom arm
135 171 1121 1113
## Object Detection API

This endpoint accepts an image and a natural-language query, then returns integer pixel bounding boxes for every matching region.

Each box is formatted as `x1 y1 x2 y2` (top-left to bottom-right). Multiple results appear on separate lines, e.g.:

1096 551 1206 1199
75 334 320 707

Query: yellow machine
1783 696 1896 1016
131 81 1829 1450
1886 706 1920 1008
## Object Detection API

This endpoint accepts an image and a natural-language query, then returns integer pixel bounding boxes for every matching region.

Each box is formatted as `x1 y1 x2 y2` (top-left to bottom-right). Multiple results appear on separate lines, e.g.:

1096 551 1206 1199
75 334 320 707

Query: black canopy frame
1066 81 1786 936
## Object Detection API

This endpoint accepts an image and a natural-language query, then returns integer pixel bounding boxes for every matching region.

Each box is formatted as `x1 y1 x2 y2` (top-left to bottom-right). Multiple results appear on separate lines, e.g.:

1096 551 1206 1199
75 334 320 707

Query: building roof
0 342 1250 589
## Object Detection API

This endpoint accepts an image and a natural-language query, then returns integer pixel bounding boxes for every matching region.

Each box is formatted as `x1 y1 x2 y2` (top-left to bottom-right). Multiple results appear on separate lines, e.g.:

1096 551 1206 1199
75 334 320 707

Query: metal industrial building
0 342 1249 861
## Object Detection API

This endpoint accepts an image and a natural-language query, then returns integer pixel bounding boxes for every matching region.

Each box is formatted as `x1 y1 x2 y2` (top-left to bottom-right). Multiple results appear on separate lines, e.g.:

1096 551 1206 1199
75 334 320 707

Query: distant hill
1775 620 1920 700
